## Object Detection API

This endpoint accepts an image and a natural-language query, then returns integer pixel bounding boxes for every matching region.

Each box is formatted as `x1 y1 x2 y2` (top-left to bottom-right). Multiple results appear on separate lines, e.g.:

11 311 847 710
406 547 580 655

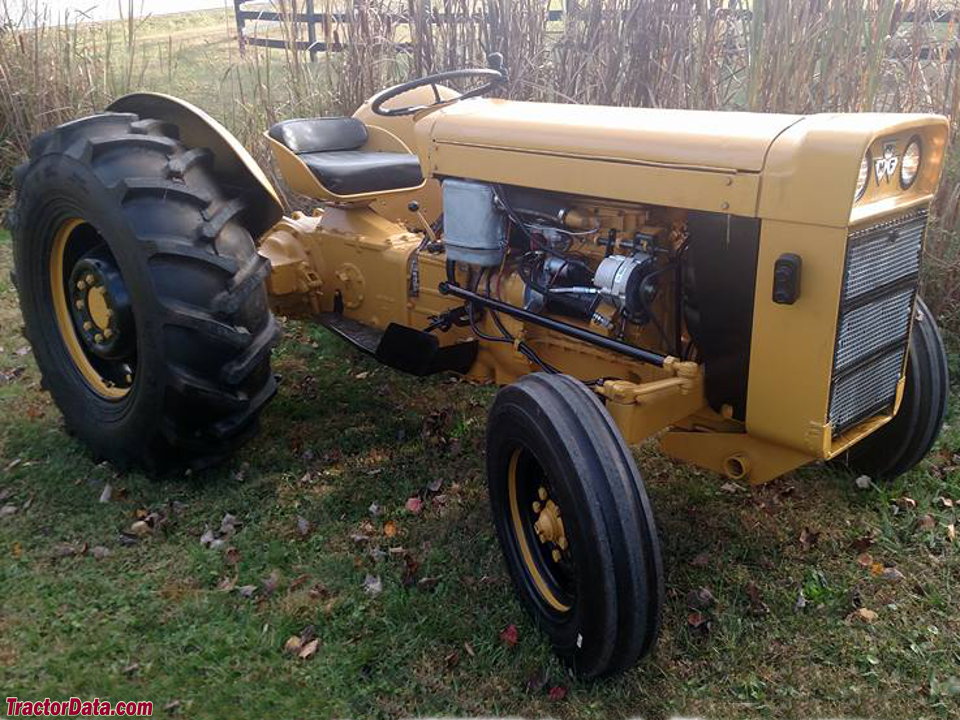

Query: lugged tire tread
167 147 213 178
13 111 278 472
221 315 280 385
129 118 179 138
213 252 271 316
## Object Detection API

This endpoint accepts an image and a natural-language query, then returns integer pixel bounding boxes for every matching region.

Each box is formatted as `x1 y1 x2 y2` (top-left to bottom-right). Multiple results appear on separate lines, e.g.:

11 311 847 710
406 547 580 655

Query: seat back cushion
268 117 368 154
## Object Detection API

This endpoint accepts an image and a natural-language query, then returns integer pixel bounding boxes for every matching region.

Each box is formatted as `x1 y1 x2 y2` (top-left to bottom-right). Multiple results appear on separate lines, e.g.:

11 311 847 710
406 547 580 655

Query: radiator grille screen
828 209 927 434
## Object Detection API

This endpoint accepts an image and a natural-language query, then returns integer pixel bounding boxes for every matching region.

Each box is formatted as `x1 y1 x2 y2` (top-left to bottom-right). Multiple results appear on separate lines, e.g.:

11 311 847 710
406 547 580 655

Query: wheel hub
68 251 134 360
532 487 568 561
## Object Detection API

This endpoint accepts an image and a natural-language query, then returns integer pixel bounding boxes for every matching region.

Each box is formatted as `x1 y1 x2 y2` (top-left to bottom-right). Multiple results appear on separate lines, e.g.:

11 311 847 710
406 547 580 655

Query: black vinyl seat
268 117 423 195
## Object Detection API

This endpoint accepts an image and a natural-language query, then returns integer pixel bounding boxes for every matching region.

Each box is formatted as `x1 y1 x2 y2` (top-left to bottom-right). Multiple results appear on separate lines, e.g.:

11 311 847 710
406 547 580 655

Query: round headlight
855 151 870 200
900 137 922 189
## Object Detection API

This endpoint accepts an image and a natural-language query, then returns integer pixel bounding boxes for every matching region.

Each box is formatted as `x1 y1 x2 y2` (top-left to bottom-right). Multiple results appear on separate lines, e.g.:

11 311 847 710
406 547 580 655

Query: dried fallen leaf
296 516 312 537
799 526 820 550
261 570 280 597
0 504 18 519
405 497 423 515
848 607 878 623
463 641 475 657
687 611 710 632
854 475 872 490
794 589 807 611
547 685 568 701
298 639 319 660
896 496 917 509
881 567 905 582
939 497 954 508
401 554 421 588
11 541 22 559
362 574 382 596
283 636 303 655
199 528 215 547
850 534 876 552
444 650 461 669
720 482 745 494
686 586 716 610
918 514 936 531
98 484 113 503
856 552 873 567
299 625 317 644
53 543 76 558
690 552 711 568
947 524 956 542
122 662 140 676
427 478 443 493
162 700 181 714
368 502 382 517
216 576 236 592
383 520 398 538
224 547 241 565
236 584 257 599
129 521 150 537
288 574 309 593
220 513 239 535
870 562 884 577
91 546 111 560
500 624 519 647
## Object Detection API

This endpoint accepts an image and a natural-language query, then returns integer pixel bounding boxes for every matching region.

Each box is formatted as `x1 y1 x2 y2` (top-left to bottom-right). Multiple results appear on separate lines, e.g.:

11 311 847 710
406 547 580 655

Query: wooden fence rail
233 2 958 62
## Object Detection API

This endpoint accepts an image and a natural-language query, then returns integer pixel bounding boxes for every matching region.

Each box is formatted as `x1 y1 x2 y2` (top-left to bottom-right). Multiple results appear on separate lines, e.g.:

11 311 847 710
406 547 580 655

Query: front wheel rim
506 446 576 614
50 218 137 400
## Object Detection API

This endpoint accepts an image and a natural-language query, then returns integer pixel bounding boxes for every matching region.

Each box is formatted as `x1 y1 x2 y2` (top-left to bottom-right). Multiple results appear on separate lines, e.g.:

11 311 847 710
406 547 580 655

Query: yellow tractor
9 59 949 677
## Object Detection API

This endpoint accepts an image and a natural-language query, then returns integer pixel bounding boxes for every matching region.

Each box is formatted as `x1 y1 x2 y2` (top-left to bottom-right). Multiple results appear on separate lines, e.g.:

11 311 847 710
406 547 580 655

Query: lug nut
85 274 95 286
103 329 113 339
82 321 93 331
532 501 542 513
538 487 548 501
76 280 86 290
94 333 104 343
75 299 84 309
558 537 568 550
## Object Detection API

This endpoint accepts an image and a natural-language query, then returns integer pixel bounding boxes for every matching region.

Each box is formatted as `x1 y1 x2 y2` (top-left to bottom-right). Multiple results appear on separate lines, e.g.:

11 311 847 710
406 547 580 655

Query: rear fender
108 92 284 238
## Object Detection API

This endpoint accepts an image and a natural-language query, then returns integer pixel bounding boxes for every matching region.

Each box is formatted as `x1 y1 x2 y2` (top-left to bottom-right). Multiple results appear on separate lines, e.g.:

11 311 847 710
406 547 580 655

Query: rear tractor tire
841 297 949 480
10 112 280 471
486 373 664 678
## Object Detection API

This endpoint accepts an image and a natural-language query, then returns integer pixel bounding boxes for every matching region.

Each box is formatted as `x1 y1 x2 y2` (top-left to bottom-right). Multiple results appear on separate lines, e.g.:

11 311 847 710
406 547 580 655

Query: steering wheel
371 55 507 117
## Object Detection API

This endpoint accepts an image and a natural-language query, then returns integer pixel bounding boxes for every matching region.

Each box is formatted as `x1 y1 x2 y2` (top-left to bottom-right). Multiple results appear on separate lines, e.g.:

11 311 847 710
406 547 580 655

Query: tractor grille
828 209 927 434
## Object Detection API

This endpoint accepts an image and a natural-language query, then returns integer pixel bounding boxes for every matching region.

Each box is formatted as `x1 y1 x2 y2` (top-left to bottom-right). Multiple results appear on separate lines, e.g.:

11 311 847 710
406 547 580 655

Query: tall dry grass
2 0 959 328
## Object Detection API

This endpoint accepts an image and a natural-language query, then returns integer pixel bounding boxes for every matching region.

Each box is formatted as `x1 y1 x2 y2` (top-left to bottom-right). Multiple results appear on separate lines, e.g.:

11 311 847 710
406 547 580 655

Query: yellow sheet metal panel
423 99 803 171
422 142 761 216
745 219 849 456
758 112 948 227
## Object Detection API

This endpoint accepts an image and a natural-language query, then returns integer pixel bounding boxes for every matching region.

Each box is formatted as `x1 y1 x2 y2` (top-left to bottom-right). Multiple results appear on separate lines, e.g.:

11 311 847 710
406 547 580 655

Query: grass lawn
0 219 957 719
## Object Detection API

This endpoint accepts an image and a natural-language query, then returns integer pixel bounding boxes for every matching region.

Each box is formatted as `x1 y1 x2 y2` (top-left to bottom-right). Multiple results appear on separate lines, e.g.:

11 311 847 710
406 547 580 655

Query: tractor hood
420 99 802 172
414 99 947 224
414 98 803 218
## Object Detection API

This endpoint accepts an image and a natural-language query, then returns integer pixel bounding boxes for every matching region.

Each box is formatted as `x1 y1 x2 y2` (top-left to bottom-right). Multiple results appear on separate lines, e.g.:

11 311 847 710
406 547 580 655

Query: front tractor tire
10 112 279 471
486 373 664 678
842 297 949 479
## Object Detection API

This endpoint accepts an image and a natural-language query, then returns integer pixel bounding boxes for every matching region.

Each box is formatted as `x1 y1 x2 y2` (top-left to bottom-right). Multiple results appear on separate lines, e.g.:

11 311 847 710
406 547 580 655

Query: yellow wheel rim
507 448 571 613
50 218 130 400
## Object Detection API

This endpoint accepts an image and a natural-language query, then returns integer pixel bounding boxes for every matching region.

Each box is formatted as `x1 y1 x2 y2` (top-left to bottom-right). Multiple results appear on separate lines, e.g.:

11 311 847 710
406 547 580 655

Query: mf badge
875 142 899 184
